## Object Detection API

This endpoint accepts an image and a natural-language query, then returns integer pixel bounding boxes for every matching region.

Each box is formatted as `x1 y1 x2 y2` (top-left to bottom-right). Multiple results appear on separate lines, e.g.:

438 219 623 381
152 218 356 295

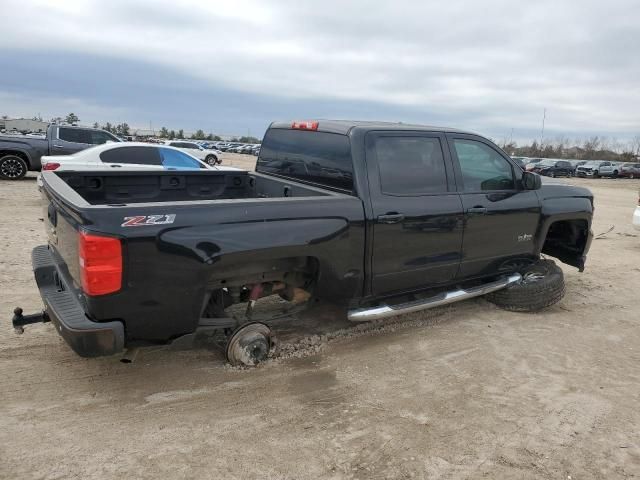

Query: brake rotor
225 322 272 367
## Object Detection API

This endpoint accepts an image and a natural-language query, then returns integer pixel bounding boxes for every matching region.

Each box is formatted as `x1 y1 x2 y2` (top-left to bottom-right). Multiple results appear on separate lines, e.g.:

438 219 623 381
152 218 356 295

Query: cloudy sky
2 0 639 143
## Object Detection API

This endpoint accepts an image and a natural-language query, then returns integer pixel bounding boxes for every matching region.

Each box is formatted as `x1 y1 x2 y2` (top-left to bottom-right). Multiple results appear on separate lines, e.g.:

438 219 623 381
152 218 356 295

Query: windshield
539 160 556 166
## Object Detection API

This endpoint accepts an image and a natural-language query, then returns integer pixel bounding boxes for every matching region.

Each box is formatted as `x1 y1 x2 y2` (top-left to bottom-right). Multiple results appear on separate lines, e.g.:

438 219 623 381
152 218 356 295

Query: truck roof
268 119 477 136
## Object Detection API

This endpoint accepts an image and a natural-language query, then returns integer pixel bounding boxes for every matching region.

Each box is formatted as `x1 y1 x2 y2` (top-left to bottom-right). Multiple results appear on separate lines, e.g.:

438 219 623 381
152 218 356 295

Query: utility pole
540 108 546 147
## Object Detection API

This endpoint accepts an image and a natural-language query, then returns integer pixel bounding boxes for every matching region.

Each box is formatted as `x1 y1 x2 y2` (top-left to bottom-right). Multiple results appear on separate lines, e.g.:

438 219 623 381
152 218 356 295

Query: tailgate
43 186 83 287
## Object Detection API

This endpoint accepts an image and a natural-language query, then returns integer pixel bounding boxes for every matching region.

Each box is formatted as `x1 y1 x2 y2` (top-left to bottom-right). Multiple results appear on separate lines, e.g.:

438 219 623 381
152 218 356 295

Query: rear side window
374 136 447 195
160 148 204 169
59 127 90 144
99 146 162 165
257 129 353 191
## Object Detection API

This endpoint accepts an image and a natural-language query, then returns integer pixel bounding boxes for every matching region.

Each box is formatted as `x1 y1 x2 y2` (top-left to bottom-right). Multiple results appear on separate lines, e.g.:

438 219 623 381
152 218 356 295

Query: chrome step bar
348 273 522 322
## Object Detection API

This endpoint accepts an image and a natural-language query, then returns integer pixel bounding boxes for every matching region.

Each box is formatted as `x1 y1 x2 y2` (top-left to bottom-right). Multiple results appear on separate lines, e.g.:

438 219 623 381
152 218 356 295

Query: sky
1 0 639 144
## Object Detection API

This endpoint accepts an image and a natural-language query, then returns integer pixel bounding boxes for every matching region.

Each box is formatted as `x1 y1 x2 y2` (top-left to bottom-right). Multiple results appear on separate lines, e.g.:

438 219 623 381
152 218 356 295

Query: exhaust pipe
348 274 522 322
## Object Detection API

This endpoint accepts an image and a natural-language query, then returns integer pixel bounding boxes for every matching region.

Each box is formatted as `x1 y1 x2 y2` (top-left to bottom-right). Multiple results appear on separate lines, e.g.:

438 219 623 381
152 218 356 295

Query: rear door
53 127 92 155
447 134 541 278
366 131 464 296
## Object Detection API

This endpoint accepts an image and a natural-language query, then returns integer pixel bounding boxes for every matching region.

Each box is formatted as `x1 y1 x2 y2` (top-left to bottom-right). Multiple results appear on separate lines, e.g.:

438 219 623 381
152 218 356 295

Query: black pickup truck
13 120 594 365
0 124 120 180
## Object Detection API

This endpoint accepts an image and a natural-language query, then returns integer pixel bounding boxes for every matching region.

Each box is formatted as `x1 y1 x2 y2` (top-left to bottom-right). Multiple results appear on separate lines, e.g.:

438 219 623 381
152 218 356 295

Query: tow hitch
11 307 50 334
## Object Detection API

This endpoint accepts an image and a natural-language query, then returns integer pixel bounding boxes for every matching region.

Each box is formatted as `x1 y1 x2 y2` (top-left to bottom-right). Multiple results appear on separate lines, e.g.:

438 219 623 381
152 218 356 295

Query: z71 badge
121 214 176 227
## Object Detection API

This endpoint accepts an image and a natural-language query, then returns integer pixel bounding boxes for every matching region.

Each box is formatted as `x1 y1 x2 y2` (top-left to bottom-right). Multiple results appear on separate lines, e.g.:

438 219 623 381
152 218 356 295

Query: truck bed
48 170 341 206
39 170 366 346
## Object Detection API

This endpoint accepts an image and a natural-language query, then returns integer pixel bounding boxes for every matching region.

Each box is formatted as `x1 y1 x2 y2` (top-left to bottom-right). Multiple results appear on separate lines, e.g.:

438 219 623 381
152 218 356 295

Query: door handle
52 144 64 148
377 213 405 224
110 164 122 168
466 206 487 215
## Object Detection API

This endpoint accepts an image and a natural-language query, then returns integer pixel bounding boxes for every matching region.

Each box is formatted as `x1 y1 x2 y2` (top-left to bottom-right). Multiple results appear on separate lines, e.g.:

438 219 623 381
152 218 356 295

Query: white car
164 140 222 166
39 142 240 181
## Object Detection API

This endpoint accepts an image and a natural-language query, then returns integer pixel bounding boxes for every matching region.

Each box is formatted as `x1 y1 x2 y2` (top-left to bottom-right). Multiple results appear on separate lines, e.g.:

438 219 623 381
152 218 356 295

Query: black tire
485 259 565 312
593 170 599 178
205 155 219 166
0 155 28 180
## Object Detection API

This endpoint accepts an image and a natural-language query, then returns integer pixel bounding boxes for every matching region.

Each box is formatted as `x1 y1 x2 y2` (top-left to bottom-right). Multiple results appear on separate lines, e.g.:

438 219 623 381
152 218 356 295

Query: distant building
0 118 49 133
129 129 156 139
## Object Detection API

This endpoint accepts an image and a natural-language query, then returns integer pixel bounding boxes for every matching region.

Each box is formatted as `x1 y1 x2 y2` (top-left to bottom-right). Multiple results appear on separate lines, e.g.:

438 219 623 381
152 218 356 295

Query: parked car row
512 156 640 179
212 142 261 155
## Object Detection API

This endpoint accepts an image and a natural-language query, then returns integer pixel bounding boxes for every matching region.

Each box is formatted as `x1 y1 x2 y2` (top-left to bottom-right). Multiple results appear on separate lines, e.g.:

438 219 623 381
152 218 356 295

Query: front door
447 134 541 278
366 132 464 296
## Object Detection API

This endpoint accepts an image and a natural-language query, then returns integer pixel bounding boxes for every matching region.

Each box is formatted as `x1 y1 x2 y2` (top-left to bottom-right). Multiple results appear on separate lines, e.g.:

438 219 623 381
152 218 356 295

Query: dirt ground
1 155 639 479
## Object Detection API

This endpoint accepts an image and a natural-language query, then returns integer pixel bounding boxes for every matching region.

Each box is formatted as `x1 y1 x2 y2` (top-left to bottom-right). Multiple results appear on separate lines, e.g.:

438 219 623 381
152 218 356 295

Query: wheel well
203 256 320 317
541 219 589 269
206 256 319 290
0 150 31 168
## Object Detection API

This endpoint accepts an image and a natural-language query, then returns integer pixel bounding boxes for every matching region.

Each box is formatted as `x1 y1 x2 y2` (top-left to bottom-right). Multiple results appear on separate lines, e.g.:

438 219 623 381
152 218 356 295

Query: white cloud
2 0 639 139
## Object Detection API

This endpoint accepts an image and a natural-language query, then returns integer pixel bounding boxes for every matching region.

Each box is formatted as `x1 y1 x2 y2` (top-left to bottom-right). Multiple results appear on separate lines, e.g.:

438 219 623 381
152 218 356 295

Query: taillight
291 120 319 130
78 231 122 296
42 162 60 170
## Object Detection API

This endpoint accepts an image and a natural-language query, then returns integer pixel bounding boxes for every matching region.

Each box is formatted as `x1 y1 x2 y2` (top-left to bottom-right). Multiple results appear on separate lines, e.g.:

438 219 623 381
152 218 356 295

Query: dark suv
531 159 574 177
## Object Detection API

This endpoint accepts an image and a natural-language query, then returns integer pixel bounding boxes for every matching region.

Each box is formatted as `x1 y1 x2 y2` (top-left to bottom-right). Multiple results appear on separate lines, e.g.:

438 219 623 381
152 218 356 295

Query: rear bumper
32 245 125 357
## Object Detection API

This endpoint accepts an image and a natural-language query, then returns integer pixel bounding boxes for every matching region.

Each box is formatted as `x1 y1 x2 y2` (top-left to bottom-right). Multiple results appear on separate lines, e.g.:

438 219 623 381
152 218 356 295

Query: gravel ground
1 156 639 479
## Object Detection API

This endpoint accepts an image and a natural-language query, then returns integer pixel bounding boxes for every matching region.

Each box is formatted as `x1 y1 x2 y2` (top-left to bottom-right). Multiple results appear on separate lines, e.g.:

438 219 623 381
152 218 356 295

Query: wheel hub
225 322 272 366
521 271 546 284
1 158 25 178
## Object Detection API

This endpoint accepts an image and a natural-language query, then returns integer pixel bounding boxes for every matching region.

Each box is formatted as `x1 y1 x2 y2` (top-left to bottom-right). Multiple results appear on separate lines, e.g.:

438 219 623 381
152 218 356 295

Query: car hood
538 178 593 200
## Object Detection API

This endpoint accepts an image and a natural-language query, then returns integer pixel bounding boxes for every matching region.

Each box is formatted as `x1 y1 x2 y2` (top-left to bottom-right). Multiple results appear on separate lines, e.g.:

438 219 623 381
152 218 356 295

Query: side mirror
522 171 542 190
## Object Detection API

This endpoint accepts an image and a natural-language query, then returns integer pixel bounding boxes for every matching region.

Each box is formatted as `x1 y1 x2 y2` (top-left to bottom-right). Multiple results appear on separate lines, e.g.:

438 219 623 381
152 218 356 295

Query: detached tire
0 155 28 180
486 259 565 312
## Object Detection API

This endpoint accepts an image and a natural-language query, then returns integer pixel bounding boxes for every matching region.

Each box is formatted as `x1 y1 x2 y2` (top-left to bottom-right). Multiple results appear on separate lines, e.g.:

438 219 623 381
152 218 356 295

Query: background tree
159 127 169 138
239 136 260 143
92 122 100 129
582 136 600 160
206 133 213 141
177 129 184 139
65 113 80 124
193 129 205 140
113 123 130 136
631 135 640 157
169 130 176 139
102 122 113 133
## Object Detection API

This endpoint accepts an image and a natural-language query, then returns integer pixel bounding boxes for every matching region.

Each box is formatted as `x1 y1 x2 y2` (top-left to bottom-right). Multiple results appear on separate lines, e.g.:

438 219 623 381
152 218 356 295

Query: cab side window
374 136 448 195
453 139 515 191
59 127 90 144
